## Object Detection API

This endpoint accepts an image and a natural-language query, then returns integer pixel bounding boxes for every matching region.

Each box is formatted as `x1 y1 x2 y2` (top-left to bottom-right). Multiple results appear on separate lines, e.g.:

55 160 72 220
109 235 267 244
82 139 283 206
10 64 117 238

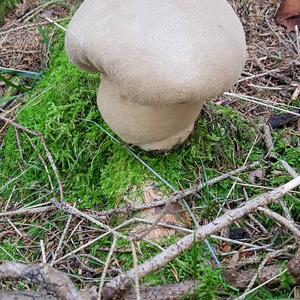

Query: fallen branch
0 262 80 300
0 261 198 300
102 176 300 299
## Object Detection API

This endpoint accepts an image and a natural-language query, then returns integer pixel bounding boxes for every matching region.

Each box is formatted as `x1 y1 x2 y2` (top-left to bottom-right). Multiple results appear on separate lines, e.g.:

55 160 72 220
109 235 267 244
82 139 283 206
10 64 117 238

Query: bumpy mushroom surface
65 0 246 151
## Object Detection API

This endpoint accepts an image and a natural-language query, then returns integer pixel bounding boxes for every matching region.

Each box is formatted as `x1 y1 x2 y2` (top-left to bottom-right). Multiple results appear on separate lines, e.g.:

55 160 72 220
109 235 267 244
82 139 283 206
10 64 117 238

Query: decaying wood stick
0 262 80 300
123 280 198 300
0 205 55 218
102 176 300 299
0 261 199 300
0 291 55 300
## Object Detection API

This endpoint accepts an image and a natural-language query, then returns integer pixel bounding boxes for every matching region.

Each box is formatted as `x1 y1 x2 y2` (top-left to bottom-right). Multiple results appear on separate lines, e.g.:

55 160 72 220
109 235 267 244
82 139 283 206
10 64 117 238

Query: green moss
0 242 19 261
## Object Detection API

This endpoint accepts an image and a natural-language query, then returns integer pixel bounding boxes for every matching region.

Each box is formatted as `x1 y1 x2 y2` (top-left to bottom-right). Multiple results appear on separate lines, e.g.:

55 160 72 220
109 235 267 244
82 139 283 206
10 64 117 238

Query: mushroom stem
97 79 203 151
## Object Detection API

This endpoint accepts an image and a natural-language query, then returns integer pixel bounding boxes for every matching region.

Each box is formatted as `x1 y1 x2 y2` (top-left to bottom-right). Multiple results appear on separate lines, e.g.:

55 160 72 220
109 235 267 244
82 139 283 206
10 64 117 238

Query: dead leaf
249 168 265 184
229 227 250 240
132 184 192 241
268 109 300 129
275 0 300 33
222 243 232 253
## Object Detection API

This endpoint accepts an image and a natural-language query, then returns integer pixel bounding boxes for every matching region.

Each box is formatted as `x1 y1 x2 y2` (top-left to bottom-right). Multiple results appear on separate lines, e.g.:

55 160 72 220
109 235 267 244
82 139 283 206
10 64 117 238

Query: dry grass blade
98 236 117 300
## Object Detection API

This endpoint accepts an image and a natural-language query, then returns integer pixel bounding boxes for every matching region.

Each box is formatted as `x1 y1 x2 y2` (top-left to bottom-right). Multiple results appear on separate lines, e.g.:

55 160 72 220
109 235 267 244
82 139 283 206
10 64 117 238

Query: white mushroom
65 0 246 151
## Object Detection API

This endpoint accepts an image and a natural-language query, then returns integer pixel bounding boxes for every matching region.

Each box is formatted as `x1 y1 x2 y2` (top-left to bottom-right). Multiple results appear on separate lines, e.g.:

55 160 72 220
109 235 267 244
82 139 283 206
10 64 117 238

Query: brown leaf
132 184 192 241
249 168 265 184
222 243 232 253
275 0 300 32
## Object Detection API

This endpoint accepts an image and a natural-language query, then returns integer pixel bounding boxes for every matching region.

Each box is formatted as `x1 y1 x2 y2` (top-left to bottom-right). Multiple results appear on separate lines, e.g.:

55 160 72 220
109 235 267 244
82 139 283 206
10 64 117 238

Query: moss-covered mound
0 36 266 211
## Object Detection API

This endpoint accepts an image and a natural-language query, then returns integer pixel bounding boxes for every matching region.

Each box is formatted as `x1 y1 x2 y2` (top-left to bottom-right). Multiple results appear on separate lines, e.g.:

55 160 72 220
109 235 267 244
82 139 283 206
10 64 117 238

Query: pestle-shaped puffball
65 0 246 151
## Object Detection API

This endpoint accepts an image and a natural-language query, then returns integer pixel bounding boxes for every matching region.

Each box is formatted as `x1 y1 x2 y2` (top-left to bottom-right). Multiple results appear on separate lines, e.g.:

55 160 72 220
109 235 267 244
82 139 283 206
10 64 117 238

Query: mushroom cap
65 0 246 105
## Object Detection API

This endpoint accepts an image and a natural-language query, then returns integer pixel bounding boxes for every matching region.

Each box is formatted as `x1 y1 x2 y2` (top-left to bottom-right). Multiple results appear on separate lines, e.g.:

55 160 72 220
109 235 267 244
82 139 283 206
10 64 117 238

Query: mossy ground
1 29 300 299
0 0 20 24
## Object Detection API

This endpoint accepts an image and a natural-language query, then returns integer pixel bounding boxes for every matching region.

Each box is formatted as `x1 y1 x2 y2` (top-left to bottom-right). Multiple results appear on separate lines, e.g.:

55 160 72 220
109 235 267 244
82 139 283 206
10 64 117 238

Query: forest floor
0 1 300 299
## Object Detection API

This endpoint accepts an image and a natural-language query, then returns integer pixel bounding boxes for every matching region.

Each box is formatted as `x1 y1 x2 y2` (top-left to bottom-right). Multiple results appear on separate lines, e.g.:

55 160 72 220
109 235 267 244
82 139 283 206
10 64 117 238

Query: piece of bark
224 265 281 290
123 280 198 300
275 0 300 32
288 247 300 284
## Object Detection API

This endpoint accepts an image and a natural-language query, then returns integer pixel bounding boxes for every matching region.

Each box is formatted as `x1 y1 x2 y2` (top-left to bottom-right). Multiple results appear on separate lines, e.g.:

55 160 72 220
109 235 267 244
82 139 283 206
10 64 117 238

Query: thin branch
50 214 73 266
263 124 277 160
98 236 117 300
258 207 300 242
280 160 299 179
131 241 141 300
94 200 169 218
0 116 64 202
0 205 55 218
225 92 300 117
52 199 130 241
